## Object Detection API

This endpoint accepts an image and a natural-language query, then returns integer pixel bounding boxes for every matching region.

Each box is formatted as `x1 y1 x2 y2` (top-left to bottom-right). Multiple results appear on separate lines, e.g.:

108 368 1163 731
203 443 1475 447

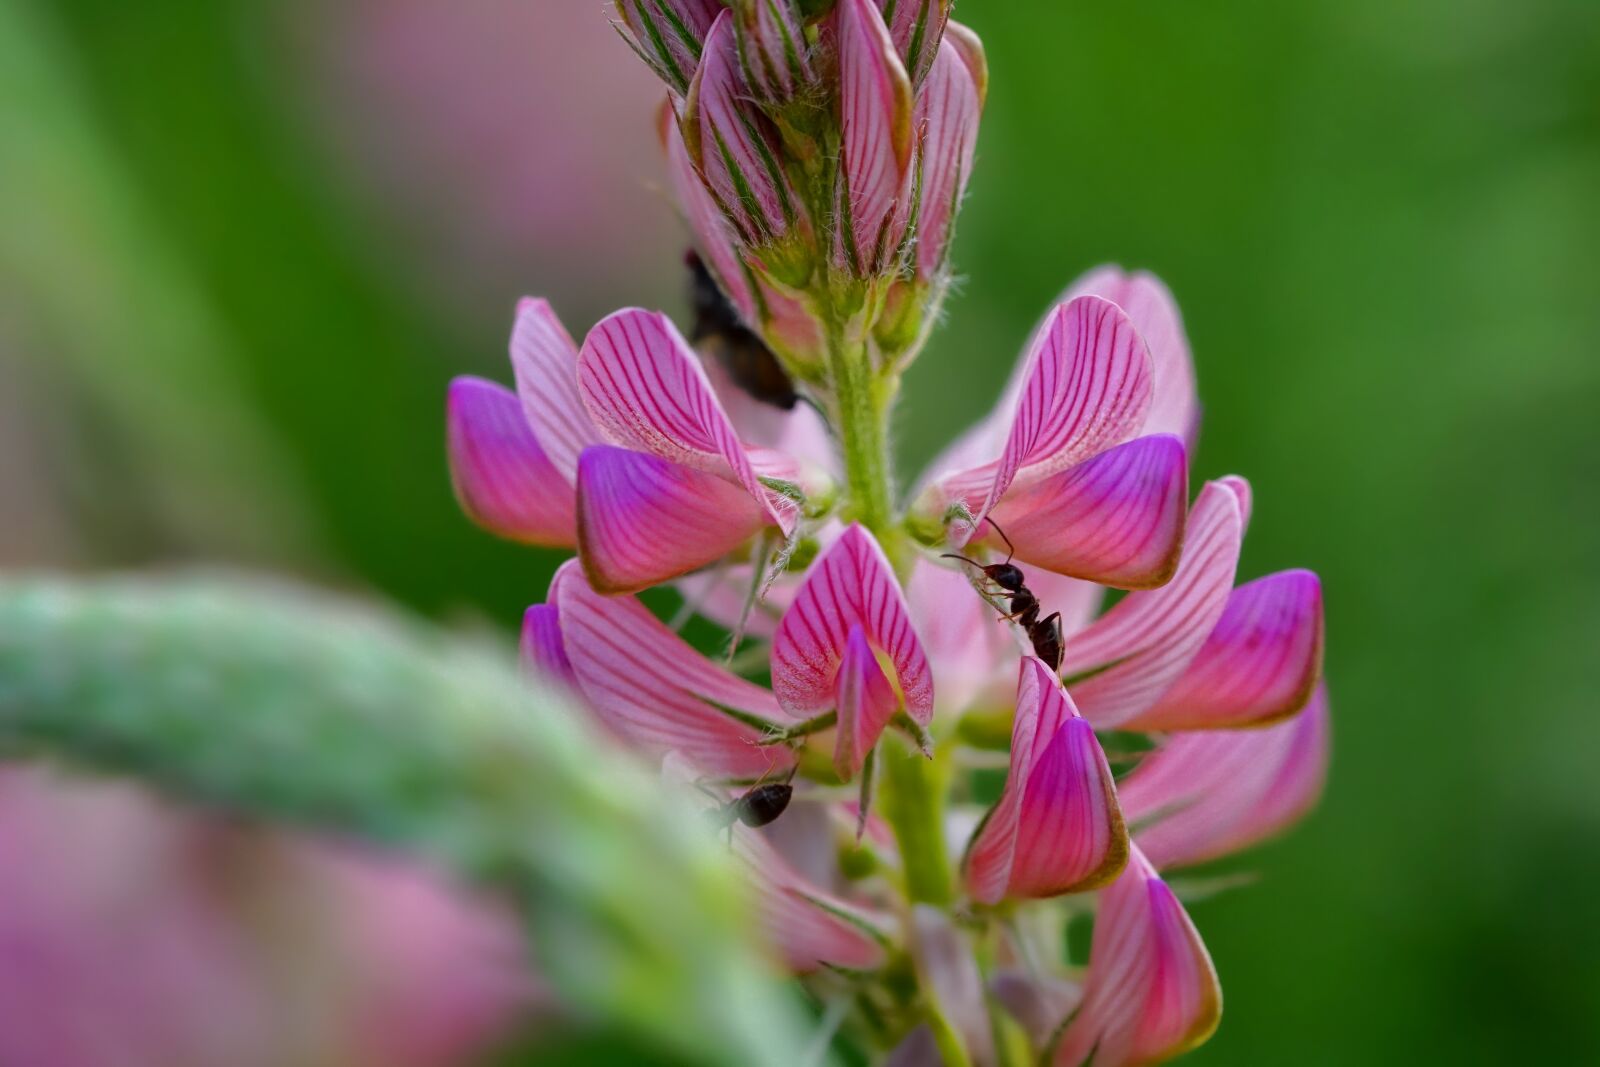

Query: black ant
942 520 1065 672
685 250 799 410
704 764 797 843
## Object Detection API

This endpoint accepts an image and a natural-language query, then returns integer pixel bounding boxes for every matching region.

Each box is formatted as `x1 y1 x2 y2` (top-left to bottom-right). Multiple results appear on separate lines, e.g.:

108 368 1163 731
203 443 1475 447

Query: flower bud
730 0 814 105
834 0 914 276
877 0 950 86
613 0 724 95
913 27 984 282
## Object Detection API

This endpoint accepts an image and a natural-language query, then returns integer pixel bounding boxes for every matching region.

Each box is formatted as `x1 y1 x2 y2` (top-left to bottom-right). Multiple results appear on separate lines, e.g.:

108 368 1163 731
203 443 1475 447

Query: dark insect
704 765 798 843
944 520 1067 672
685 250 798 410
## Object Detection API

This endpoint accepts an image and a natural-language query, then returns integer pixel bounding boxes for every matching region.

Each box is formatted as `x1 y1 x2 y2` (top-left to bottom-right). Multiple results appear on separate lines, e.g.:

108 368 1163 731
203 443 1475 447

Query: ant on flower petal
943 519 1066 672
703 764 798 844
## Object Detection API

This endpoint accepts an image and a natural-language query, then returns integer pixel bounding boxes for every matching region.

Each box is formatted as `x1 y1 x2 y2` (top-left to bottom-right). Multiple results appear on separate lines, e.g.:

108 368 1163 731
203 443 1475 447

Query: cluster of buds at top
619 0 983 380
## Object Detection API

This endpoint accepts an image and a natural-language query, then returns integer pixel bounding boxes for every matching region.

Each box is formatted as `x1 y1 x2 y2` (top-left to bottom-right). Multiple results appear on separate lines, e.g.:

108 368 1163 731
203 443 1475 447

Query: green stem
826 324 897 540
878 736 953 906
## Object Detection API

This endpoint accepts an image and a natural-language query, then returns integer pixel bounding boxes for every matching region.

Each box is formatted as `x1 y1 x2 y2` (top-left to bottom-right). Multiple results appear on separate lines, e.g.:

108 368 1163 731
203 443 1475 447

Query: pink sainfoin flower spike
964 657 1127 902
771 524 934 779
834 0 914 275
1051 846 1223 1067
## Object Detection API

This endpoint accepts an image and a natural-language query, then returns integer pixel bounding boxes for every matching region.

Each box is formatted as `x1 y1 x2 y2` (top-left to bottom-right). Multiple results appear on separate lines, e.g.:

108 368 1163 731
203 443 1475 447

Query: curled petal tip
446 377 576 547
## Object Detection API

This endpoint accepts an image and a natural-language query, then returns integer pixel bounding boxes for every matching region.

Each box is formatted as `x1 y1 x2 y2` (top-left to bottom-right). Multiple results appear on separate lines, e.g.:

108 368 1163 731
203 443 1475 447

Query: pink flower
834 0 915 274
1051 847 1222 1067
1120 683 1331 870
913 30 985 282
771 524 934 779
963 657 1127 903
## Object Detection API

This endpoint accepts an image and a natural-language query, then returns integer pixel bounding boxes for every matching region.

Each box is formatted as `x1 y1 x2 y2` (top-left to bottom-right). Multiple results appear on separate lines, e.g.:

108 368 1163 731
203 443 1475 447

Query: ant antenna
984 518 1017 563
940 552 984 570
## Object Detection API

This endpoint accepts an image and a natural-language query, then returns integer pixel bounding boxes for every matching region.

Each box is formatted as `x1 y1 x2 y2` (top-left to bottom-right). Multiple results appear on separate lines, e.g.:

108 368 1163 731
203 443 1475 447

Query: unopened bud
731 0 814 105
613 0 725 95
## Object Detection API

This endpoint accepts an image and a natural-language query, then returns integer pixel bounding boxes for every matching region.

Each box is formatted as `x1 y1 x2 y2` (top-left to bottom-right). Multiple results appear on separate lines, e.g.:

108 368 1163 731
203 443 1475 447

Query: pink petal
771 525 934 775
575 445 768 594
942 296 1155 536
906 558 1013 718
730 0 812 102
986 434 1188 589
1061 479 1245 729
913 36 982 280
732 822 889 972
578 307 797 534
683 12 798 243
1066 266 1200 448
1121 683 1331 870
551 561 794 779
1051 847 1222 1067
1136 569 1325 730
877 0 950 85
964 658 1127 904
508 297 601 484
662 104 759 327
615 0 724 94
519 603 576 691
446 377 576 547
1218 473 1252 530
835 0 914 273
833 624 903 778
912 905 995 1065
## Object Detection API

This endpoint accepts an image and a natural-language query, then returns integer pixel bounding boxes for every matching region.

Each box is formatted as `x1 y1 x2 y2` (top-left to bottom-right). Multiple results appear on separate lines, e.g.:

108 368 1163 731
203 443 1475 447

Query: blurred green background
2 0 1597 1063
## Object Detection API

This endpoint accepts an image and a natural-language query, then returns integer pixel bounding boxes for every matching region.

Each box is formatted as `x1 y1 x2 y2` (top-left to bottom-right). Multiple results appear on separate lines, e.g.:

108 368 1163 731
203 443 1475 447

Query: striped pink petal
906 558 1014 718
578 307 797 534
731 0 812 103
964 658 1127 904
663 103 759 326
508 297 601 484
942 296 1155 536
771 524 934 778
552 561 794 779
835 0 914 274
1051 846 1222 1067
1136 569 1325 730
986 434 1188 589
446 377 576 547
519 603 576 691
575 445 768 594
877 0 950 85
913 36 982 281
732 821 889 972
1122 684 1331 871
1066 266 1199 448
615 0 724 95
683 12 798 243
1061 479 1245 729
1218 473 1252 531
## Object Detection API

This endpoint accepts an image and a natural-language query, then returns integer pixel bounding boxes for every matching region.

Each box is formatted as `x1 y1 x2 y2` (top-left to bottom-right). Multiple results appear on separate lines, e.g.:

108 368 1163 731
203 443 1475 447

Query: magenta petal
508 298 600 484
1061 479 1245 729
964 659 1127 904
835 0 914 273
913 37 982 280
519 603 576 692
579 307 797 534
552 561 793 779
988 434 1188 589
1066 266 1200 449
1122 684 1331 870
1137 569 1325 730
943 296 1155 534
683 12 798 243
575 445 767 594
446 377 576 547
833 624 902 778
1051 847 1222 1067
772 526 934 773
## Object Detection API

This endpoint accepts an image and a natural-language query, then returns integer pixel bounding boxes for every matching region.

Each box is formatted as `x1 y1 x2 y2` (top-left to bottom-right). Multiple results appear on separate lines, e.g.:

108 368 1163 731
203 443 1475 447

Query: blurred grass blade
0 572 819 1067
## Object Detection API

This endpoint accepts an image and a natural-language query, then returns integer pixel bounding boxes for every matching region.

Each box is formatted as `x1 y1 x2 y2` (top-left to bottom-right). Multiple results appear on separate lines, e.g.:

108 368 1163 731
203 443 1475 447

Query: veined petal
906 558 1013 718
877 0 950 85
834 624 902 778
553 561 793 779
1061 479 1245 729
1065 266 1200 449
942 21 989 106
615 0 724 95
520 603 577 692
772 525 934 774
1218 473 1252 531
509 298 601 484
683 12 798 243
964 658 1127 903
576 445 768 594
913 36 982 281
987 434 1188 589
663 103 759 327
579 307 797 533
731 0 812 103
835 0 914 274
446 377 576 547
942 296 1155 535
1051 847 1222 1067
1122 684 1331 870
1136 570 1325 730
